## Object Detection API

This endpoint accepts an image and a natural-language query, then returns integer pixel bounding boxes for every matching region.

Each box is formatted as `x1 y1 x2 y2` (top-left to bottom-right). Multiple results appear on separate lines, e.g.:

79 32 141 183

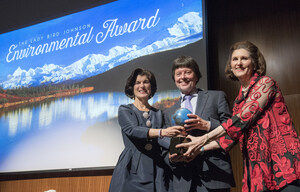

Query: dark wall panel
207 1 300 191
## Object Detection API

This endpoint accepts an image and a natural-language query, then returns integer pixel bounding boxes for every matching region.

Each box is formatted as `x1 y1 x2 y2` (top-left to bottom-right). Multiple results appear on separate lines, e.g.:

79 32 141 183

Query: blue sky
0 0 202 86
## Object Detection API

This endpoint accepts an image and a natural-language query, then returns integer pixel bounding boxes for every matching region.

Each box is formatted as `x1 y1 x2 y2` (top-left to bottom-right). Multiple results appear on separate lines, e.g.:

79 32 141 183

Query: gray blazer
109 104 172 192
164 89 236 191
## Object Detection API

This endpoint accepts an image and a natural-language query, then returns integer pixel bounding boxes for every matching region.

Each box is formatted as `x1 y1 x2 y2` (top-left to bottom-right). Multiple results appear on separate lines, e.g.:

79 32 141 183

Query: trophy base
169 136 191 155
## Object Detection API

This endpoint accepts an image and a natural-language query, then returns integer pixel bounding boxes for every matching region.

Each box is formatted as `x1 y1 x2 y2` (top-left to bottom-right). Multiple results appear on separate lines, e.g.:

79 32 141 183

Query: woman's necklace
133 100 153 151
133 100 151 112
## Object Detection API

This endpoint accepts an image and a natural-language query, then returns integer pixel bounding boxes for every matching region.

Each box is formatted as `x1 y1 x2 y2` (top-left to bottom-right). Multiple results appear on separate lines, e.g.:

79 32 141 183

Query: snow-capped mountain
3 12 203 89
168 12 202 38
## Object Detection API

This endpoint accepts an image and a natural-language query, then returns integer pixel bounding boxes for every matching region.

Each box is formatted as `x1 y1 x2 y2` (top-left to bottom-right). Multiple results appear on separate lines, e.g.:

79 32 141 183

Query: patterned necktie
184 95 193 113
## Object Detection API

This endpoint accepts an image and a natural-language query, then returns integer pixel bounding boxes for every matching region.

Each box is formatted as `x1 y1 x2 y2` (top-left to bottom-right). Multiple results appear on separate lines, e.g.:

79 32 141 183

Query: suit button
145 143 152 151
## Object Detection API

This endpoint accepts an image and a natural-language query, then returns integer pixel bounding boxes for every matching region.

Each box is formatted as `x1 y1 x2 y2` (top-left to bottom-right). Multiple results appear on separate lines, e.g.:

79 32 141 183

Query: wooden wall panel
206 0 300 191
0 175 112 192
0 169 113 192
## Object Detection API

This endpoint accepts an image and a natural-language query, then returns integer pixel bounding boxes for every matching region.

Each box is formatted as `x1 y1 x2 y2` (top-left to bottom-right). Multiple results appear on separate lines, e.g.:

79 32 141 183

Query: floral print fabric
217 74 300 192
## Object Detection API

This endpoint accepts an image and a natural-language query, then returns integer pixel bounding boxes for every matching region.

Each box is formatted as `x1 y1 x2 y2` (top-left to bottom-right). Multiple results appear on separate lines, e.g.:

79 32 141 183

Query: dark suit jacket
164 89 235 191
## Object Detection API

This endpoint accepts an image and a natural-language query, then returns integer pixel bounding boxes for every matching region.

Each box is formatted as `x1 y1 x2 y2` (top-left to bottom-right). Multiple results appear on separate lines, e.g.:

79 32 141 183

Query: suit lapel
195 90 208 116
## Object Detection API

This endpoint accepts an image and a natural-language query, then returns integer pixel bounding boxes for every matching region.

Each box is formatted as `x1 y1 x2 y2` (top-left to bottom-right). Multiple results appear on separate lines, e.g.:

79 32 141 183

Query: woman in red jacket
178 41 300 192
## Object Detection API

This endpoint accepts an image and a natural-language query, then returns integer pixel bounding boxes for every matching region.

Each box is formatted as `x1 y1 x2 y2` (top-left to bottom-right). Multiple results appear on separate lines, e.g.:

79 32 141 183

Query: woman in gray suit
109 68 185 192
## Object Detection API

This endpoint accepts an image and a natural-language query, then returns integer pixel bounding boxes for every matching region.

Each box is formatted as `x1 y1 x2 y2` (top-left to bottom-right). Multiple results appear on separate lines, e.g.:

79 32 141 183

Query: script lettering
6 44 17 62
96 9 160 44
5 9 161 62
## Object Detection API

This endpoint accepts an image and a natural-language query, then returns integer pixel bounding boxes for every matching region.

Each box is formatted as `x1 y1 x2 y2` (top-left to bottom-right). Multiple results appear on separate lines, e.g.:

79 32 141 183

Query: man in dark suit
164 56 235 192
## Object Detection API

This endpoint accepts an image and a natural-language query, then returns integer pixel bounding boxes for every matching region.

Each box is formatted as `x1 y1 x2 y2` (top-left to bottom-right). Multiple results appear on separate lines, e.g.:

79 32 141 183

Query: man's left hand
184 114 210 132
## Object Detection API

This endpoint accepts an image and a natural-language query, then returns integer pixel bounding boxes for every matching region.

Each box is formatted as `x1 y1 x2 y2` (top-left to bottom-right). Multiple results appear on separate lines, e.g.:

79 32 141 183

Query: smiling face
230 48 255 85
174 67 198 95
133 75 151 101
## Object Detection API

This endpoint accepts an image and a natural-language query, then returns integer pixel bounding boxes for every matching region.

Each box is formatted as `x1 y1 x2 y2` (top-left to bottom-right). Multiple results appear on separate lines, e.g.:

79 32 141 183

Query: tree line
0 84 84 104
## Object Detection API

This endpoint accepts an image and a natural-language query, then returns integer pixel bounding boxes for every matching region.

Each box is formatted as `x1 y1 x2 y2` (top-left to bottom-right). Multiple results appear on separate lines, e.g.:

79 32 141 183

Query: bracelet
158 129 164 139
200 146 205 152
200 146 205 155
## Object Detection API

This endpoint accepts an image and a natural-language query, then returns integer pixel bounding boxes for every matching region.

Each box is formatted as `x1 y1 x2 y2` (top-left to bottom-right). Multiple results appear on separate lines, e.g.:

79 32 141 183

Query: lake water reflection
0 90 180 172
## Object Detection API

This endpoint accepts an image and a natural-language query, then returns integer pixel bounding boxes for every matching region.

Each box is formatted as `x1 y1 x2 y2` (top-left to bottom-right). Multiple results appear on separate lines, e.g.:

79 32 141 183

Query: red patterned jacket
216 73 300 192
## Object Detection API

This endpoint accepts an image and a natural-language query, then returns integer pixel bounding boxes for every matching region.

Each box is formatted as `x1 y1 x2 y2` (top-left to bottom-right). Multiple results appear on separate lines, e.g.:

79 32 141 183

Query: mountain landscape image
78 39 206 93
1 10 203 90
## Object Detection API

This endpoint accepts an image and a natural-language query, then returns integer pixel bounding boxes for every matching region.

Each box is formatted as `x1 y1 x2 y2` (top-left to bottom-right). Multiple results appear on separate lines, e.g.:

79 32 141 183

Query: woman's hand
184 114 210 132
169 153 187 163
163 126 186 137
176 135 207 160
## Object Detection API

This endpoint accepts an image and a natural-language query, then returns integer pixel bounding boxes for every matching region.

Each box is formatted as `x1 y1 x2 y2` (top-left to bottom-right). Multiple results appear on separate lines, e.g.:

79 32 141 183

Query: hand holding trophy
169 108 191 155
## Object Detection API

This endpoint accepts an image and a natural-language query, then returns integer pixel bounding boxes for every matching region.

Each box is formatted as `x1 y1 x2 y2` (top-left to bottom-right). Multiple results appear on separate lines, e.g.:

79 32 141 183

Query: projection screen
0 0 206 173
